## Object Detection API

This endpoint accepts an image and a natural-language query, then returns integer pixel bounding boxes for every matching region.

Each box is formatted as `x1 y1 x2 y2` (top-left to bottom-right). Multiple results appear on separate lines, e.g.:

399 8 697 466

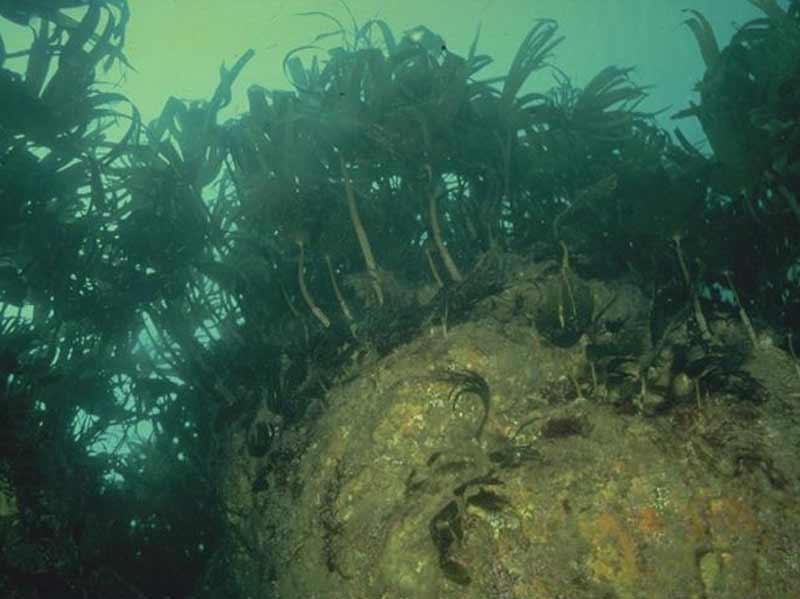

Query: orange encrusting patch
636 506 664 536
581 512 641 589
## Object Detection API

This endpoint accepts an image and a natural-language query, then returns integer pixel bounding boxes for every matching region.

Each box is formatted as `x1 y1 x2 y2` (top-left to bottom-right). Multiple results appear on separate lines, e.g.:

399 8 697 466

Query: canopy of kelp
0 0 798 597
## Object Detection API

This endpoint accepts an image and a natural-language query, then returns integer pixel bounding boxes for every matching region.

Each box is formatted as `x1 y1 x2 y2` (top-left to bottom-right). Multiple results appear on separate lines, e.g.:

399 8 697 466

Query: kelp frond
682 9 720 70
295 0 387 53
749 0 790 23
501 19 563 107
569 66 650 141
576 66 646 113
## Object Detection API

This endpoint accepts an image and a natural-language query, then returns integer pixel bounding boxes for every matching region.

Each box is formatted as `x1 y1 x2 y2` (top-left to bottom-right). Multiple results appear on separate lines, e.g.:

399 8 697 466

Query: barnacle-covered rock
219 280 800 598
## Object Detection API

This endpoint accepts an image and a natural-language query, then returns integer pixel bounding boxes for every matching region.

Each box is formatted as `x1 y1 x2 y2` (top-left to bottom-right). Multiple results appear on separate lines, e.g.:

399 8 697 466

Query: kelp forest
1 0 800 597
